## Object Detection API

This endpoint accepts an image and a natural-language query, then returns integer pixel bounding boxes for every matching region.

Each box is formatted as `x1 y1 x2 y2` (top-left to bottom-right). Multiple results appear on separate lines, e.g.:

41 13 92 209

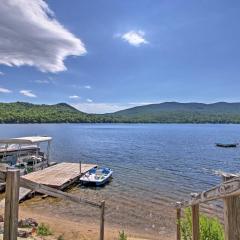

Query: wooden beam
100 200 105 240
4 169 20 240
176 207 181 240
223 176 240 240
176 176 240 208
191 204 199 240
19 177 101 208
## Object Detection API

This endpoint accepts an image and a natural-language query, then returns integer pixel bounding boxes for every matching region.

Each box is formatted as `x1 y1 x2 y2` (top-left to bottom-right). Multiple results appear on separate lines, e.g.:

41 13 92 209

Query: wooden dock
0 187 32 208
22 162 97 189
0 162 97 208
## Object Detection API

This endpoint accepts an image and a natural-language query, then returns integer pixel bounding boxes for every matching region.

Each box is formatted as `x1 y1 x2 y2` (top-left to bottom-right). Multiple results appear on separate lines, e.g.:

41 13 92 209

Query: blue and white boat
80 167 113 186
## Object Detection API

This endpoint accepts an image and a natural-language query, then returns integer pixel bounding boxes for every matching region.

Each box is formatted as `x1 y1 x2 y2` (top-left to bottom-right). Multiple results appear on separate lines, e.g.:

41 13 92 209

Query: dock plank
0 187 32 208
22 162 97 188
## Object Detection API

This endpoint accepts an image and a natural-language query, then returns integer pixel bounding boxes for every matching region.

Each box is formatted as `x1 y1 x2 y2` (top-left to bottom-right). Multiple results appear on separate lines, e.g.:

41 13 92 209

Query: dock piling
79 161 82 175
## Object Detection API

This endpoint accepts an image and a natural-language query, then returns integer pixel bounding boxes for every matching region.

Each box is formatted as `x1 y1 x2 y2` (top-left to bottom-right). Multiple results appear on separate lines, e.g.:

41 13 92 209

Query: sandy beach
14 204 175 240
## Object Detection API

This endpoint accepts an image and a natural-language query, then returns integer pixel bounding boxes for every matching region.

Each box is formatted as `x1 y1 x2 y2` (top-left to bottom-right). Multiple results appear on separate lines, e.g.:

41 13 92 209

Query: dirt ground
15 206 175 240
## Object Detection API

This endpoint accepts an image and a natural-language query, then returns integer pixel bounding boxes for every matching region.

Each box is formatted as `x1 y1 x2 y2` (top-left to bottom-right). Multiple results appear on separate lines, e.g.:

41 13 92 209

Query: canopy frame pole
46 140 51 166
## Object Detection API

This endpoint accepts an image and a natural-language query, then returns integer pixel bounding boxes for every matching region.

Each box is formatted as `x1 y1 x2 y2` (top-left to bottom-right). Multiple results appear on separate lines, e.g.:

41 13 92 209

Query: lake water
1 124 240 237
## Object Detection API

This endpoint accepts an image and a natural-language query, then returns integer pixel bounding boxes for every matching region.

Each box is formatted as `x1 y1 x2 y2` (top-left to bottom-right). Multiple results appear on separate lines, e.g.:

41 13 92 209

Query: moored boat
0 136 52 174
215 143 238 148
80 167 113 186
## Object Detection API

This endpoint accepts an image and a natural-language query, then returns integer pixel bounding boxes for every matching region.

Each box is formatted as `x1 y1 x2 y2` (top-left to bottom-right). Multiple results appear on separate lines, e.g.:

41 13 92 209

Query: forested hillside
1 101 240 123
108 102 240 123
0 102 90 123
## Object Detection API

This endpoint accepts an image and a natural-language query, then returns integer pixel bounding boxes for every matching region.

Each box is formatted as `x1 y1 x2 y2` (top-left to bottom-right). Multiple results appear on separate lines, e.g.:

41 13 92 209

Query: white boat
0 136 52 175
80 167 113 186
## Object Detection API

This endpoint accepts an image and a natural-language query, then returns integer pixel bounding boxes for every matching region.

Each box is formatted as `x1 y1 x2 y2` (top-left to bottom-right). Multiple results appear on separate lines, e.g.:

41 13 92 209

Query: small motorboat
80 167 113 186
216 143 239 148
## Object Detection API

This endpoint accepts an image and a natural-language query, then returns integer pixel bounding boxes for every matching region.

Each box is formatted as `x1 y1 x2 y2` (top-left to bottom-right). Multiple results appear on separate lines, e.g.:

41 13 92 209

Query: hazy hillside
1 101 240 123
109 102 240 123
113 102 240 115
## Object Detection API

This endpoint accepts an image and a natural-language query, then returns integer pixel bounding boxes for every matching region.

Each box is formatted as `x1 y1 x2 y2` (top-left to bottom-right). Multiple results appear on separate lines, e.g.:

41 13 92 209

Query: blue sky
0 0 240 113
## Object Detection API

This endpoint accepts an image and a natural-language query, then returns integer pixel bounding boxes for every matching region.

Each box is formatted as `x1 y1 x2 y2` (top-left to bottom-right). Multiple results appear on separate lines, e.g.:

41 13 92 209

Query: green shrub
57 235 64 240
119 230 127 240
181 208 224 240
37 223 52 236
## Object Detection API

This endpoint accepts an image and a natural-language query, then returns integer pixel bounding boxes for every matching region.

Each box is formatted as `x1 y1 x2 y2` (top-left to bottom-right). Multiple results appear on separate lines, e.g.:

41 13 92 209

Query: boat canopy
0 136 52 145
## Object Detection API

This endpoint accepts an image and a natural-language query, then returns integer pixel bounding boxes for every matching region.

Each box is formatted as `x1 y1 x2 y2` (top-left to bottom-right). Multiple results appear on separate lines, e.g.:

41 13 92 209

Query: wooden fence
175 174 240 240
0 169 105 240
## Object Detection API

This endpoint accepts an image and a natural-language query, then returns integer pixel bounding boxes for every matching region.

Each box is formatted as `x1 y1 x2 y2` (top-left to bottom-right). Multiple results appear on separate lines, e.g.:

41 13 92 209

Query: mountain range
1 101 240 123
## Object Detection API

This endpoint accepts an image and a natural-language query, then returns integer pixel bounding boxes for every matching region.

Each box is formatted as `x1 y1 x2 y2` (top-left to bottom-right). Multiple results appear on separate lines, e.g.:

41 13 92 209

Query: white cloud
72 102 154 114
35 80 50 84
0 0 86 73
86 98 93 103
0 87 12 93
20 90 37 98
69 95 80 99
121 30 148 47
84 85 91 89
0 71 4 76
72 103 126 114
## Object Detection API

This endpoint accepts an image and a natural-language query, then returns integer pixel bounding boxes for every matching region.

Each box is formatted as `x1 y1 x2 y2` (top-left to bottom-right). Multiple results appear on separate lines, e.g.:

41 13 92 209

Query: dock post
191 204 199 240
100 200 105 240
79 161 82 175
4 169 20 240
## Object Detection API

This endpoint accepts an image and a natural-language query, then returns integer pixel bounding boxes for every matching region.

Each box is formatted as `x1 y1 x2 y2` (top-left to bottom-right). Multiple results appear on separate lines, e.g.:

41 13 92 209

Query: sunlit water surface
0 124 240 237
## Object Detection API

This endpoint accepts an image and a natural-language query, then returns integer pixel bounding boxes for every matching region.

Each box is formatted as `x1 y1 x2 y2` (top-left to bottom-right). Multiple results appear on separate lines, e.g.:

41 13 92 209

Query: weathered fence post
4 169 20 240
191 204 199 240
222 175 240 240
100 200 105 240
176 207 181 240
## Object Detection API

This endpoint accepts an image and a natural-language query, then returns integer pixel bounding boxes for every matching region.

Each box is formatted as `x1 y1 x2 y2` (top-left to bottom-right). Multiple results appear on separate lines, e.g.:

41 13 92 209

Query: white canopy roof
0 136 52 144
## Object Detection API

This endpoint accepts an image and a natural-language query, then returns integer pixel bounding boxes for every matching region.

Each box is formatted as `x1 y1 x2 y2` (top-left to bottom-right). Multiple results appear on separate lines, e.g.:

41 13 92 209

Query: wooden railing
175 174 240 240
0 169 105 240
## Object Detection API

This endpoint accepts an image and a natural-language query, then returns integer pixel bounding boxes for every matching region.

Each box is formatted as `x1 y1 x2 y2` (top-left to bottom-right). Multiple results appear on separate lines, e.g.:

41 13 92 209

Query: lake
0 124 240 237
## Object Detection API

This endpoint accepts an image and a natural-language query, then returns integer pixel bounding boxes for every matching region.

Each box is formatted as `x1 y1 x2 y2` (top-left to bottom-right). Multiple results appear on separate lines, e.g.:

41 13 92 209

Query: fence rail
0 169 105 240
175 174 240 240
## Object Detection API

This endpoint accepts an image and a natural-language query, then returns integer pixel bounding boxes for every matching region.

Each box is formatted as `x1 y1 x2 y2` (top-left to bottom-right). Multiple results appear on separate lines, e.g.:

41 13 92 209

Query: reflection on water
1 124 240 237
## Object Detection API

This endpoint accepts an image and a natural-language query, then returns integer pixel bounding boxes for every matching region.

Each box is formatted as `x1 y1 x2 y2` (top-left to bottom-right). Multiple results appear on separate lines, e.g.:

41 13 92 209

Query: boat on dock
0 136 52 175
215 143 239 148
80 167 113 186
0 135 99 204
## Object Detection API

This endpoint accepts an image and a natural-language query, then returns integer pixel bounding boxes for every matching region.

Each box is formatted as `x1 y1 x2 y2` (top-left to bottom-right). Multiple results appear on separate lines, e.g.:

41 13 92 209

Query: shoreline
15 206 175 240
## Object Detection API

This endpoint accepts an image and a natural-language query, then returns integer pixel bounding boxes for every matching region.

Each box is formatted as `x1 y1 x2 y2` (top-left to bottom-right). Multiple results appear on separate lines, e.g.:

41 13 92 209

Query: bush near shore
180 208 224 240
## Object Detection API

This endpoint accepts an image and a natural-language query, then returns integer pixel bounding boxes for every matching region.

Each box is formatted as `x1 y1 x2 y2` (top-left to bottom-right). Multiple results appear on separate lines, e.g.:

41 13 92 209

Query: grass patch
181 208 224 240
37 223 52 236
119 230 127 240
57 235 65 240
